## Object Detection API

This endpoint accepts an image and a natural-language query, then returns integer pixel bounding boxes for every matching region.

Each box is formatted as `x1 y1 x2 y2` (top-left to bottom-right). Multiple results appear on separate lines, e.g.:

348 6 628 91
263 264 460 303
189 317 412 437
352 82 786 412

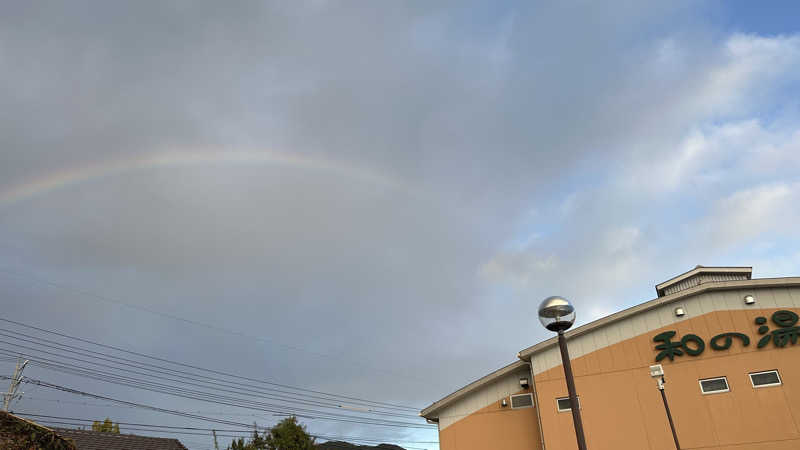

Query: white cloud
699 181 800 251
482 32 800 326
618 33 800 194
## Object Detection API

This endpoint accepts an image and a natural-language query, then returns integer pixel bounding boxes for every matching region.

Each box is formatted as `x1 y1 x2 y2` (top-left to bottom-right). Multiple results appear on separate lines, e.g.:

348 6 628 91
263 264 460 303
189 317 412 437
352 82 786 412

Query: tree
227 428 265 450
226 417 315 450
91 418 120 433
263 417 315 450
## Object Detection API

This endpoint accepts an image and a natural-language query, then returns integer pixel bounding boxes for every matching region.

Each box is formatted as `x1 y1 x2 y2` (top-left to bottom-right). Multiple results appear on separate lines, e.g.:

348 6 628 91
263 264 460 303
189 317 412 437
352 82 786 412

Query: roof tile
53 428 188 450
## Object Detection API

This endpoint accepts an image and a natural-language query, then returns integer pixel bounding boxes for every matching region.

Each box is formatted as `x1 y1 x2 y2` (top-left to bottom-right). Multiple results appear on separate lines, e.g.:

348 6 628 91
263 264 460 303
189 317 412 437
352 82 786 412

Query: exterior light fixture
519 378 529 389
744 295 756 305
538 296 586 450
501 398 508 407
674 306 686 317
650 365 680 449
649 364 664 378
538 296 576 332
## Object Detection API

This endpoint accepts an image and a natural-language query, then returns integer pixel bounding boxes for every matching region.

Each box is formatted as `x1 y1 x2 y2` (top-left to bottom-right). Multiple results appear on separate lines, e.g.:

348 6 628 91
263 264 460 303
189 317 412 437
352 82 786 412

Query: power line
19 397 274 415
7 376 264 428
20 415 438 449
27 421 432 450
16 413 439 445
2 374 434 429
0 316 420 411
0 331 418 419
14 413 254 433
0 352 432 429
0 267 433 389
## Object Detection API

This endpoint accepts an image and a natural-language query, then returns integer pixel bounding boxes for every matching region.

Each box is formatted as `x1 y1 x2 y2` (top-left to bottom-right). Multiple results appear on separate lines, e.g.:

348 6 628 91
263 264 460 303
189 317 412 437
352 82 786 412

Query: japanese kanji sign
652 310 798 362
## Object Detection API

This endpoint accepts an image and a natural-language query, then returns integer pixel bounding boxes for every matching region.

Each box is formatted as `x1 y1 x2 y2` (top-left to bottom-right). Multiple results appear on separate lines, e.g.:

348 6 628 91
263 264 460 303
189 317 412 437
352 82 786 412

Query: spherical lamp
538 296 576 332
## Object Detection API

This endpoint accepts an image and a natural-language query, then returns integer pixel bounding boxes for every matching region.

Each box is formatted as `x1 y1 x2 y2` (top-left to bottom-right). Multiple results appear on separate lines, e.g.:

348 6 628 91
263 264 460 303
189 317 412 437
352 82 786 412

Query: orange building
421 266 800 450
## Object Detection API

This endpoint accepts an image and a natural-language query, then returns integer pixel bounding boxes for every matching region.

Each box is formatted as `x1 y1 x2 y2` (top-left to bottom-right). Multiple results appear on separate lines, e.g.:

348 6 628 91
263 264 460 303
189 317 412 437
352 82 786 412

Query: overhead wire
0 356 432 429
0 267 434 391
27 421 431 450
0 316 420 411
16 413 439 445
0 331 418 419
0 373 434 429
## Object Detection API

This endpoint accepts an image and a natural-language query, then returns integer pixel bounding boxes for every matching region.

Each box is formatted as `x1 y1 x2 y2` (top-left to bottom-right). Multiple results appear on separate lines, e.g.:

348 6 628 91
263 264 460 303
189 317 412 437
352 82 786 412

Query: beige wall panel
657 303 678 327
694 292 712 315
531 355 544 379
604 319 623 347
682 292 703 318
644 308 663 333
632 313 649 337
592 328 609 358
787 287 800 308
760 288 779 308
546 347 561 372
712 290 731 312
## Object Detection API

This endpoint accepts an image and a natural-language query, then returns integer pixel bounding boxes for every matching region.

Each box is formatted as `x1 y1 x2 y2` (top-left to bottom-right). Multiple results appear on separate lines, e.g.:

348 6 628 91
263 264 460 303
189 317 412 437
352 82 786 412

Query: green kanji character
654 331 705 361
709 332 750 350
756 310 800 348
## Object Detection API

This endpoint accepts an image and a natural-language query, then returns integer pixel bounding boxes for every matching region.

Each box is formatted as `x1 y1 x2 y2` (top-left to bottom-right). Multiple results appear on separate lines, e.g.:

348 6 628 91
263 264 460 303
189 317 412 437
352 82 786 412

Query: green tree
226 417 314 450
263 417 315 450
91 417 120 433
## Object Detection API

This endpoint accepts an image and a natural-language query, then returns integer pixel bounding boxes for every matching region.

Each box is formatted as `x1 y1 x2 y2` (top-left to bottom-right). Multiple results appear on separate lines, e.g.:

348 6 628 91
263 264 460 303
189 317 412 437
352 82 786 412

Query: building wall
436 365 542 450
438 389 541 450
535 305 800 449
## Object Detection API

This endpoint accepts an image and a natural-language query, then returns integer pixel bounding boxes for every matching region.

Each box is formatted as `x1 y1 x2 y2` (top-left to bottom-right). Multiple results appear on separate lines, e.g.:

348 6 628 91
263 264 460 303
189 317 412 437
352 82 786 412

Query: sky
1 1 800 449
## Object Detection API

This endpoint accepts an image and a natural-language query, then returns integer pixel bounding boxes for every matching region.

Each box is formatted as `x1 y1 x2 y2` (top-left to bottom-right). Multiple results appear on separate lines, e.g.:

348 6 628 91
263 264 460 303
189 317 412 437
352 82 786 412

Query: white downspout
526 359 546 450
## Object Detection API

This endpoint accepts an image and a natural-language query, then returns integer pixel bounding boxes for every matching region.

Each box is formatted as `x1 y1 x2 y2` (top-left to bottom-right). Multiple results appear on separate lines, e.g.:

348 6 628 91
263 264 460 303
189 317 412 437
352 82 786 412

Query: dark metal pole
659 377 680 450
557 330 587 450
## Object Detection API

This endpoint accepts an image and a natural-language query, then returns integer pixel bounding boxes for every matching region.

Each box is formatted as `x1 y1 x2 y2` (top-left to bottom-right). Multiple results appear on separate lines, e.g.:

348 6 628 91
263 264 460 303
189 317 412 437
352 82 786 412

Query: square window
750 370 781 388
556 396 580 412
699 377 729 394
510 393 533 409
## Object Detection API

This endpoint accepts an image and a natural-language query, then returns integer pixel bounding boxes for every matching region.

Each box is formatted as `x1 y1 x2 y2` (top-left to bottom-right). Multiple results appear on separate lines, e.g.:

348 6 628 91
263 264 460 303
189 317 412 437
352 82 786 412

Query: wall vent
510 393 533 409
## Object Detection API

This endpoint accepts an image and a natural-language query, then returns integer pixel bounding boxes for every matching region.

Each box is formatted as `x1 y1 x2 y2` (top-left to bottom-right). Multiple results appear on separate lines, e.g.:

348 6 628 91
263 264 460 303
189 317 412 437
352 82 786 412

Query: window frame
556 396 580 412
699 376 730 395
749 370 782 388
510 393 534 410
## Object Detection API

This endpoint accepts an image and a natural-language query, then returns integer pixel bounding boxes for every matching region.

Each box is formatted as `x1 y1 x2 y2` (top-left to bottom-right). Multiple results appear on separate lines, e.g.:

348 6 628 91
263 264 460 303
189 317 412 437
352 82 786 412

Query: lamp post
538 296 587 450
649 364 680 450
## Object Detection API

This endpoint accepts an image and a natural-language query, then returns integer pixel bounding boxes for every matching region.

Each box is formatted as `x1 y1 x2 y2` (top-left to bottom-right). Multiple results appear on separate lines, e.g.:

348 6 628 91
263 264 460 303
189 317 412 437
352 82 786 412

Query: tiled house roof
0 411 77 450
53 428 188 450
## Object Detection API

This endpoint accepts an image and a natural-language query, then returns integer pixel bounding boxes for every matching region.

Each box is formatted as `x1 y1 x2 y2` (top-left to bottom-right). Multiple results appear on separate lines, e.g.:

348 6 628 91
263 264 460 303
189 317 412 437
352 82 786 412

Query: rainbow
0 149 409 208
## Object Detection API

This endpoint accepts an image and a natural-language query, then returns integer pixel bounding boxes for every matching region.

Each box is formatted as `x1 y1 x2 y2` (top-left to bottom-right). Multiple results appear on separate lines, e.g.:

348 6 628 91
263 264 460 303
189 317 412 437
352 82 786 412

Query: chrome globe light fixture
538 296 576 332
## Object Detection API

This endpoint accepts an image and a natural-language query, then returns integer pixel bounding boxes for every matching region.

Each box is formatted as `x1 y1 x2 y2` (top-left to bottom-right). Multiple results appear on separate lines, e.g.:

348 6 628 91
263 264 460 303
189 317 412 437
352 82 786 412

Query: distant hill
317 441 406 450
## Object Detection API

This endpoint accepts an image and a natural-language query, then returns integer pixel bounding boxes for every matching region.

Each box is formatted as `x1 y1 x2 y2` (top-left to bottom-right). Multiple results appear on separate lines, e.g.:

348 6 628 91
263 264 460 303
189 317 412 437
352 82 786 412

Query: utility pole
3 358 29 411
212 430 220 450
